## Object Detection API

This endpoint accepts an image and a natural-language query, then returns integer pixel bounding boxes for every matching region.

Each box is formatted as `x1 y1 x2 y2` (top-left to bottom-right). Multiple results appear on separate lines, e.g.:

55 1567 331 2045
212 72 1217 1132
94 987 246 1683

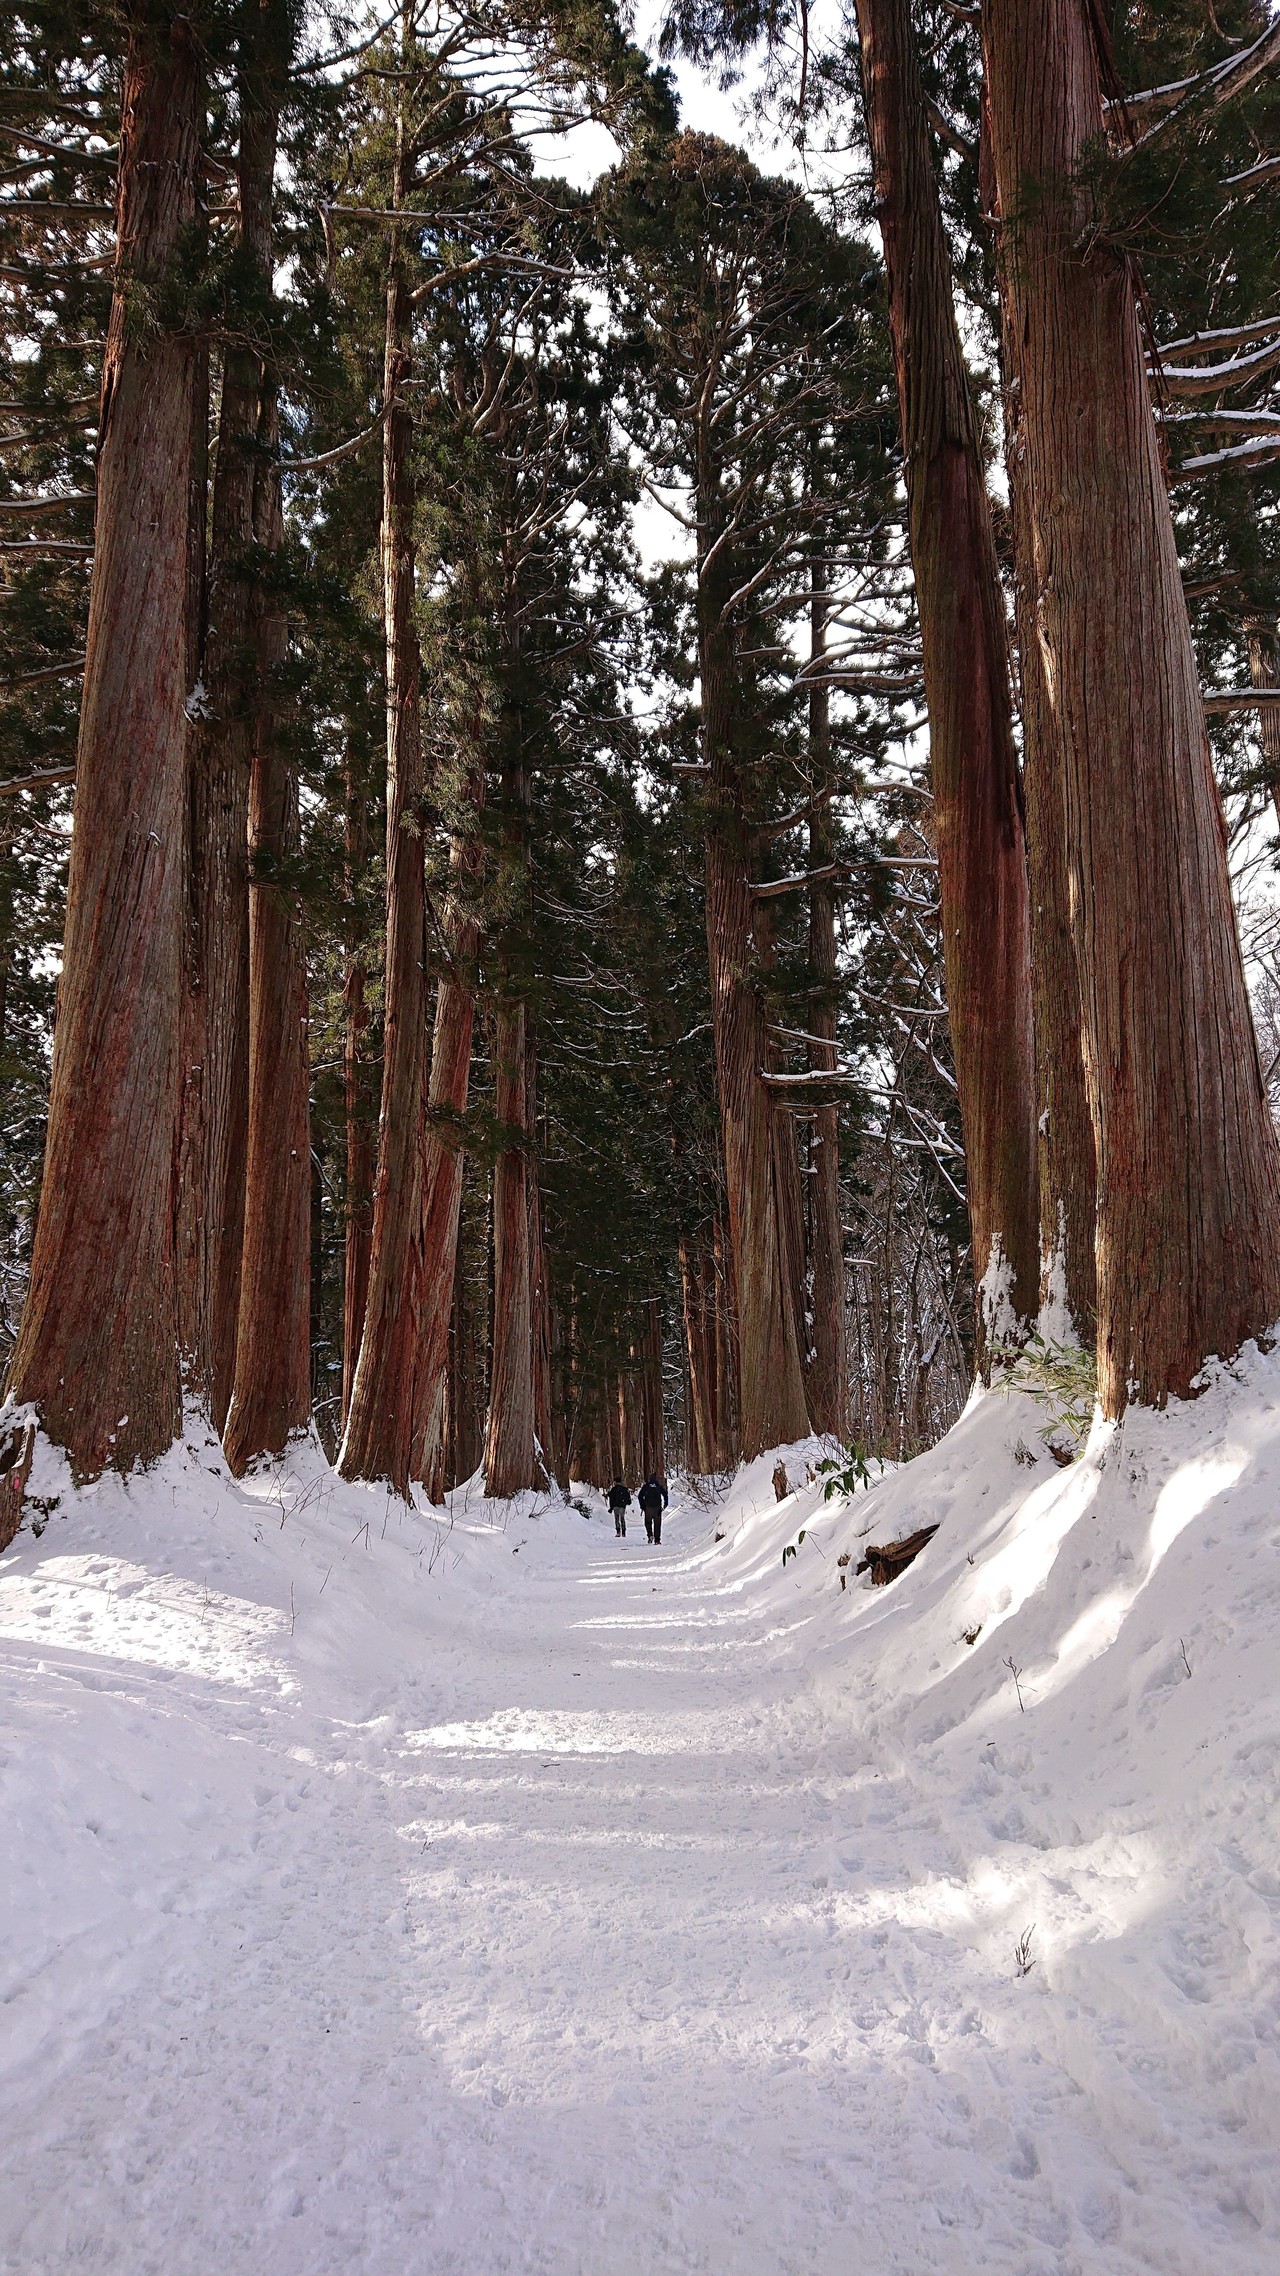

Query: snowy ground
3 1354 1280 2275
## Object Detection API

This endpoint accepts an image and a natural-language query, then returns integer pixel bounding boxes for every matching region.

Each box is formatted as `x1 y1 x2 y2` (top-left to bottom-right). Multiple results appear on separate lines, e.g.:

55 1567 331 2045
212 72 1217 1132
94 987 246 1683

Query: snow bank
1 1355 1279 2272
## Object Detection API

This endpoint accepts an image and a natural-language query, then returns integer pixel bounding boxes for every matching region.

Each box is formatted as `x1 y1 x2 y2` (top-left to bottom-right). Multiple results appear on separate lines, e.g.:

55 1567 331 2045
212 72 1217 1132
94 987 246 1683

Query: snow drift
2 1347 1279 2273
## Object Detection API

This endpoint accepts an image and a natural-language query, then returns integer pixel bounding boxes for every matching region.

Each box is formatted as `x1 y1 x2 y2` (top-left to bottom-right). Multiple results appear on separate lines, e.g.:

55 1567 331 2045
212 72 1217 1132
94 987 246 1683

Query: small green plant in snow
993 1331 1097 1455
815 1442 883 1501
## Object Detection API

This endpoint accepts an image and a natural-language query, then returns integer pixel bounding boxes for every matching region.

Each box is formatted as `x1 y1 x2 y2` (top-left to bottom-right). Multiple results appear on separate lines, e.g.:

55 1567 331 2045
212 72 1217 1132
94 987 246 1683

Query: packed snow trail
2 1366 1280 2274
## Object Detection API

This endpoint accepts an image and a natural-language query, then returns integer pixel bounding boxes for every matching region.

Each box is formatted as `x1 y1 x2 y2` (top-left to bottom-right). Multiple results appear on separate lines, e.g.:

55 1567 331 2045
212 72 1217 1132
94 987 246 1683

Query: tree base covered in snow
2 1351 1279 2271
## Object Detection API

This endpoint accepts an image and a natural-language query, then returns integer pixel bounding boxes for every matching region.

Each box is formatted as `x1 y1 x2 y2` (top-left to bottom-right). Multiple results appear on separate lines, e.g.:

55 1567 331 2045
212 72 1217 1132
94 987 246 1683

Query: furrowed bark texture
992 201 1099 1339
7 15 199 1475
341 749 373 1426
982 0 1280 1408
222 432 310 1471
178 46 281 1431
855 0 1039 1352
483 996 540 1496
805 587 848 1436
413 772 485 1500
700 530 812 1457
337 189 430 1495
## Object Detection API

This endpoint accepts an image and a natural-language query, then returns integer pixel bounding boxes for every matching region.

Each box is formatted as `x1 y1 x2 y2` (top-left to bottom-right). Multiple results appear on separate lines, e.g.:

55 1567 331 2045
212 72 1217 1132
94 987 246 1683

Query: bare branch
0 761 75 795
0 654 83 690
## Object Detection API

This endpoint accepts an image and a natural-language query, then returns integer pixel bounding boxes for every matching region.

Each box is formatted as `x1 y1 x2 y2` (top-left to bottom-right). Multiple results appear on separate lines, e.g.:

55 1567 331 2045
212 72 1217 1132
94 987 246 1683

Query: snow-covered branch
1115 20 1280 146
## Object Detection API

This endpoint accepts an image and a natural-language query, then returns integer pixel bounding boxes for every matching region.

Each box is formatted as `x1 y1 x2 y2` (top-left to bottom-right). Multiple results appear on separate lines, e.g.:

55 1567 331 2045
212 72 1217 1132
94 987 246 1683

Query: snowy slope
1 1350 1279 2274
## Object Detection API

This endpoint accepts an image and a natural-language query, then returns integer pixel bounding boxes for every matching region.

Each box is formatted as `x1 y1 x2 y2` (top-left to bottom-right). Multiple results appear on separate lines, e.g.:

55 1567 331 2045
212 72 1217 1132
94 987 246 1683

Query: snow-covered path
3 1392 1280 2273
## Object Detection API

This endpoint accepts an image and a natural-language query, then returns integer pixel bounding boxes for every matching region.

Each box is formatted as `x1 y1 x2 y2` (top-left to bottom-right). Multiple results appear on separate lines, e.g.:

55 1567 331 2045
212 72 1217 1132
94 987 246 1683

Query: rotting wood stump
855 1522 939 1586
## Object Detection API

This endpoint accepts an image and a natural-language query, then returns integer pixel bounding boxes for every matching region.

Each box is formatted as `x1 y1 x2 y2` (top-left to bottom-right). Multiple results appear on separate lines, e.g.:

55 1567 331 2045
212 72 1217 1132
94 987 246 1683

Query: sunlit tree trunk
8 12 200 1475
1007 435 1098 1340
983 0 1280 1409
855 0 1039 1355
413 773 485 1498
337 128 431 1492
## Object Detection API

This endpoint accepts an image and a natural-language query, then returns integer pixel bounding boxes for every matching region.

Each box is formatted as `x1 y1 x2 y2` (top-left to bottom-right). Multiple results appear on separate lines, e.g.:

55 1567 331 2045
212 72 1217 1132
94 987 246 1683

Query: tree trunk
680 1227 717 1472
177 43 282 1433
414 767 485 1498
804 583 849 1435
752 886 813 1411
529 1067 552 1468
7 13 200 1476
982 0 1280 1409
855 0 1039 1356
483 996 539 1495
710 1211 739 1468
699 504 811 1454
337 149 431 1494
222 422 310 1471
1010 453 1098 1340
640 1298 665 1477
341 746 374 1426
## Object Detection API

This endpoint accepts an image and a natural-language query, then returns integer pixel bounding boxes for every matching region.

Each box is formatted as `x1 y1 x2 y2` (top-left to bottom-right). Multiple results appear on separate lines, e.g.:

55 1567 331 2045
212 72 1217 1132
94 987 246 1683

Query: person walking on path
607 1478 631 1538
638 1473 668 1545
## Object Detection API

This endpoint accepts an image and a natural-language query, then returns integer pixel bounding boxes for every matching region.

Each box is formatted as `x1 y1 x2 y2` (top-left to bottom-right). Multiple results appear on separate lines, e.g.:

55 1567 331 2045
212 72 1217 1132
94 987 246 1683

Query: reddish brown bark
983 0 1280 1409
855 0 1039 1353
338 164 431 1493
7 14 200 1475
543 1290 570 1487
701 562 812 1455
804 587 848 1436
711 1212 739 1467
413 774 486 1499
987 100 1097 1342
1012 499 1099 1337
681 1215 739 1472
680 1228 717 1473
341 750 373 1427
177 43 282 1432
529 1076 553 1468
222 430 310 1471
483 996 540 1496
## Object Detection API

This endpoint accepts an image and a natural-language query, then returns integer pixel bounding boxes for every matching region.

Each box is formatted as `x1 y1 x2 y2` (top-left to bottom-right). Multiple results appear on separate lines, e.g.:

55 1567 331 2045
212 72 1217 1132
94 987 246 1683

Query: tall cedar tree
178 0 296 1435
981 0 1280 1410
852 0 1038 1354
7 5 201 1475
603 134 888 1458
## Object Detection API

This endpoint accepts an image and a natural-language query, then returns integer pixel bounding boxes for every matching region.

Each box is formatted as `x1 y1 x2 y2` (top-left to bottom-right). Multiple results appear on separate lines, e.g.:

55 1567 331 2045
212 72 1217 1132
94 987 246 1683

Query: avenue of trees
1 0 1279 1507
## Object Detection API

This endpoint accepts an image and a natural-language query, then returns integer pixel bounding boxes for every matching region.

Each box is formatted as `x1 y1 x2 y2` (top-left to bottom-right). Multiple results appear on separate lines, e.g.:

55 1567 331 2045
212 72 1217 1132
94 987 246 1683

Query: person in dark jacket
638 1473 668 1544
607 1478 631 1537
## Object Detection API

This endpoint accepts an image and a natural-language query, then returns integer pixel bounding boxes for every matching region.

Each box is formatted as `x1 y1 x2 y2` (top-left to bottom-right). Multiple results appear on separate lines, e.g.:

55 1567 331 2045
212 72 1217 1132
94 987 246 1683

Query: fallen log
855 1522 940 1586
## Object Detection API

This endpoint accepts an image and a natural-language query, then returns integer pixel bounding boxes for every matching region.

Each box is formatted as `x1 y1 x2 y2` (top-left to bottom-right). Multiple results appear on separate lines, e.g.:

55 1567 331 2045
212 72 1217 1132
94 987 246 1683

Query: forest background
2 0 1279 1508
